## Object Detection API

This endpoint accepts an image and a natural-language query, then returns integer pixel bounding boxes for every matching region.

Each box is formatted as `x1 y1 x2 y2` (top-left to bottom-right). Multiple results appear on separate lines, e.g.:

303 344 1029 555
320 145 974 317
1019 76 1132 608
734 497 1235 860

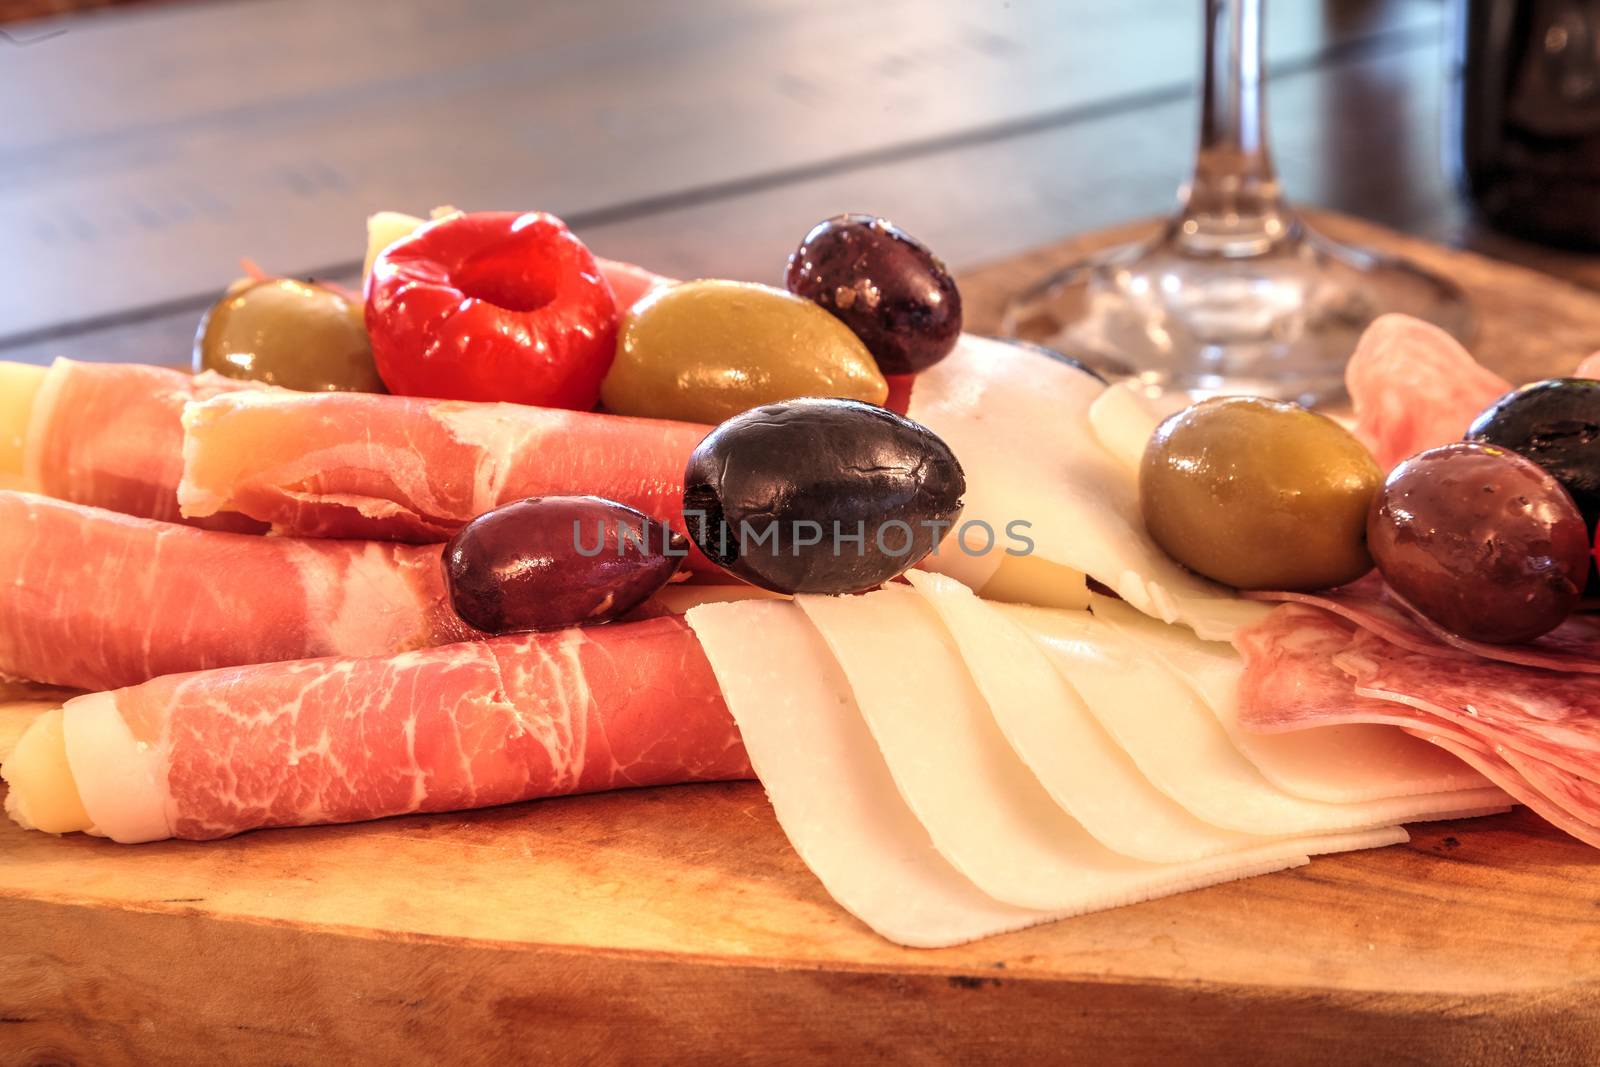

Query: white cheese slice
1087 595 1493 803
909 337 1269 640
62 691 171 843
797 587 1406 910
685 599 1059 946
1086 379 1183 473
905 571 1272 863
1009 604 1512 835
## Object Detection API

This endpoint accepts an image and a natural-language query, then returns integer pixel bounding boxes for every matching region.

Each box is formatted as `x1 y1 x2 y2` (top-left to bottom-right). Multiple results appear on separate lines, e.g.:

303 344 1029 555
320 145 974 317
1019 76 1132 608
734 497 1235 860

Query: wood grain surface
5 218 1600 1065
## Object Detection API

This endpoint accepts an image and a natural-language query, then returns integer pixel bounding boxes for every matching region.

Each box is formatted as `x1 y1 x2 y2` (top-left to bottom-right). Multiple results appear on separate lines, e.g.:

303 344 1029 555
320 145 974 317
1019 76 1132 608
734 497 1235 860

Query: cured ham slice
1578 352 1600 379
795 586 1409 911
16 359 265 532
1235 603 1600 848
178 387 710 552
1087 594 1487 802
909 336 1268 640
2 616 750 842
1012 604 1508 835
1247 578 1600 675
0 490 474 691
1345 314 1512 470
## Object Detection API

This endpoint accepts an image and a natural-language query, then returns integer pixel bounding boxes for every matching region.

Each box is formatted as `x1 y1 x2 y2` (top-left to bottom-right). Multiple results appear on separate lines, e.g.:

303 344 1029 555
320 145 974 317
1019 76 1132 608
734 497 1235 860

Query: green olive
600 279 887 423
194 278 385 393
1140 396 1381 591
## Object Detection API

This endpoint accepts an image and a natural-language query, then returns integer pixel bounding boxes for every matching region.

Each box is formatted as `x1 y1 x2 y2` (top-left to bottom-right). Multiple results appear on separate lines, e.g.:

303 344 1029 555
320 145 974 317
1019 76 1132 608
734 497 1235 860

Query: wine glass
1000 0 1471 406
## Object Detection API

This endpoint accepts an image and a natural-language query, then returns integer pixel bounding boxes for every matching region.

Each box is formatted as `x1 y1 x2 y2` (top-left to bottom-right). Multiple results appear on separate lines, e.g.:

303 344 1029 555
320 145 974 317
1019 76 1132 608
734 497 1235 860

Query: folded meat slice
0 490 474 691
1235 603 1600 848
179 387 711 552
2 616 750 842
18 359 265 532
1247 578 1600 675
1344 314 1512 470
1334 630 1600 779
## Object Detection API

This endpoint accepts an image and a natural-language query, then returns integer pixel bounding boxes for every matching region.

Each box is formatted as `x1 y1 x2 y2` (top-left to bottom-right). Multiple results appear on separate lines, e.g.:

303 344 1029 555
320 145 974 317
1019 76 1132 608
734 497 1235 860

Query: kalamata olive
599 279 887 424
1141 397 1382 590
1466 378 1600 531
1368 443 1589 644
195 278 385 392
785 214 962 375
682 398 964 594
444 496 687 634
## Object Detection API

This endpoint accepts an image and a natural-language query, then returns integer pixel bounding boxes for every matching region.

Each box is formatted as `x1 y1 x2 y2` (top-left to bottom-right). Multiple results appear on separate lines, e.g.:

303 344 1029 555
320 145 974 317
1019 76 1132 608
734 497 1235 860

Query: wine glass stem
1176 0 1294 255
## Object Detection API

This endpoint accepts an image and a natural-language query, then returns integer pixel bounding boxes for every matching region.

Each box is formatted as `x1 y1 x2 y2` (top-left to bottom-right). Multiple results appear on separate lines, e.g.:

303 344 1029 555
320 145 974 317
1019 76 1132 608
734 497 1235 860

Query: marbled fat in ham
93 615 750 841
0 490 474 691
25 359 266 532
179 388 713 566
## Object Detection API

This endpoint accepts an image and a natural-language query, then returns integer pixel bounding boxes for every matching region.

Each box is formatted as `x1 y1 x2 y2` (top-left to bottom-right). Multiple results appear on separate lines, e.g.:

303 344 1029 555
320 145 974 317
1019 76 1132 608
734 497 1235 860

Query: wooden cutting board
6 214 1600 1066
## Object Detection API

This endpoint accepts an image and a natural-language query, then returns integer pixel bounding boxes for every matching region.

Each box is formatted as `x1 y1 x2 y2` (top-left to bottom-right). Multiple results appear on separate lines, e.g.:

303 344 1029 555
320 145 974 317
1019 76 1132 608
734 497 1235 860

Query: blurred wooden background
2 0 1596 366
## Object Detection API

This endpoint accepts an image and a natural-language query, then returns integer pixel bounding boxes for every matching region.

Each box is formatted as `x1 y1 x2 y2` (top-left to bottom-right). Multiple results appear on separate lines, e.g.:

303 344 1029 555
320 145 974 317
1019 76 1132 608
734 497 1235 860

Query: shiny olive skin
1141 397 1382 590
785 214 962 376
682 398 964 594
1368 443 1589 644
600 280 887 424
1466 378 1600 528
194 278 385 392
444 496 687 634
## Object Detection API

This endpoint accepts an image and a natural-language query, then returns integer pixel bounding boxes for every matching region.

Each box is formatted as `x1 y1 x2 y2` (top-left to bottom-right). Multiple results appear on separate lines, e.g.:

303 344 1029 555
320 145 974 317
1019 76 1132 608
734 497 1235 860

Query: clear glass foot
999 216 1472 407
1001 0 1472 408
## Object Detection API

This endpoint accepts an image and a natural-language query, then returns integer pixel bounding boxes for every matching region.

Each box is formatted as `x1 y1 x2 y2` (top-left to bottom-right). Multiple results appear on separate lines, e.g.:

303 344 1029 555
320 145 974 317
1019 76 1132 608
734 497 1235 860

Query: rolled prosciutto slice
0 490 474 691
2 616 750 842
179 388 711 556
15 358 266 532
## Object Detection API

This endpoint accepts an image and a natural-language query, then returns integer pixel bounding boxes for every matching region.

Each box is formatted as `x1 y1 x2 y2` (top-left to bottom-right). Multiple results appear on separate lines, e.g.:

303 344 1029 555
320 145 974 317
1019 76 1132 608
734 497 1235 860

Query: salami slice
1334 629 1600 779
1235 602 1600 848
1344 314 1512 470
1247 577 1600 675
1404 732 1600 849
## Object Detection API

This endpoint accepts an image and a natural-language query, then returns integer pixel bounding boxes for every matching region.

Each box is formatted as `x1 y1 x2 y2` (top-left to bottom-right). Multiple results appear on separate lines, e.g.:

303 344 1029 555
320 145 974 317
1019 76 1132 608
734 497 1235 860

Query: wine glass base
999 219 1472 407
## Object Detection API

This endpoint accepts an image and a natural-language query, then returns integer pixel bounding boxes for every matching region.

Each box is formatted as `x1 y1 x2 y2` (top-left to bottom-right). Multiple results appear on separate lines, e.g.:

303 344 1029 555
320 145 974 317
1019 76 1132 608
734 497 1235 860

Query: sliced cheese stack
687 574 1509 948
908 337 1271 640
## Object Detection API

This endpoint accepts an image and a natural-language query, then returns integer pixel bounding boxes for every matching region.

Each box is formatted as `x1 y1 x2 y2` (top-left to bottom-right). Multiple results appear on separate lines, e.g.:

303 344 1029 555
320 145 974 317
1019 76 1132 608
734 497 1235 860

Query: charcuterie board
6 214 1600 1065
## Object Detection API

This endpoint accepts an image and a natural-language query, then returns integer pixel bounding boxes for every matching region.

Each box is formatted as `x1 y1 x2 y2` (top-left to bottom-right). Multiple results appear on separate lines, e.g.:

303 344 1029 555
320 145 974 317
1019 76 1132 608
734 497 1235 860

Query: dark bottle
1450 0 1600 248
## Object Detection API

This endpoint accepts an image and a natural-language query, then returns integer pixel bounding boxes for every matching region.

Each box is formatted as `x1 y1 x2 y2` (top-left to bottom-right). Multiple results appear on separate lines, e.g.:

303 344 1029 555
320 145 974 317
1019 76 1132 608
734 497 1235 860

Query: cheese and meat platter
3 209 1599 1062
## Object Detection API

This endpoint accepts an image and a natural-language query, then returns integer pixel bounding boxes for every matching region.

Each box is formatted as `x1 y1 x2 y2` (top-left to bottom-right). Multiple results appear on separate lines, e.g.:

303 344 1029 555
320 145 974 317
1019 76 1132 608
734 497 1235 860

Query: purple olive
445 496 687 634
1368 443 1589 643
784 214 962 375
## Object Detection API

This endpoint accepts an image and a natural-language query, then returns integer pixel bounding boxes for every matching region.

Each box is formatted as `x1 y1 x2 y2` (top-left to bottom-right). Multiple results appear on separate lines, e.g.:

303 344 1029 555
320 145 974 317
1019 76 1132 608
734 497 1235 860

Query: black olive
784 214 962 375
1466 377 1600 592
683 398 965 594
